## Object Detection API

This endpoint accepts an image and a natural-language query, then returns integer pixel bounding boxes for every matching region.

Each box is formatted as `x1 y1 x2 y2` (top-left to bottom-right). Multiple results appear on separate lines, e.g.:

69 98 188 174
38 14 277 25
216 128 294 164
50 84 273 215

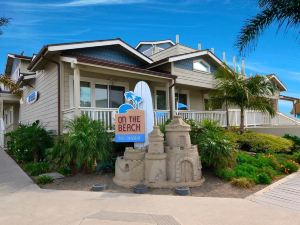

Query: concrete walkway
0 149 300 225
248 171 300 211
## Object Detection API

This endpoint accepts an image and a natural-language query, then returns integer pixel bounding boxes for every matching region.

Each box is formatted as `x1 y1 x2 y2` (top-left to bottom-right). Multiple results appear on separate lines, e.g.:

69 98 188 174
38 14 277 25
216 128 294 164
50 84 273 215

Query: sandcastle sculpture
113 115 204 188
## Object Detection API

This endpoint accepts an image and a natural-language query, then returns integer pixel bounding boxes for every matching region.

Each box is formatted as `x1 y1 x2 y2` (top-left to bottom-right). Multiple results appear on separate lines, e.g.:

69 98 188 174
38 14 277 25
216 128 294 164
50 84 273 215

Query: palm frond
0 75 23 98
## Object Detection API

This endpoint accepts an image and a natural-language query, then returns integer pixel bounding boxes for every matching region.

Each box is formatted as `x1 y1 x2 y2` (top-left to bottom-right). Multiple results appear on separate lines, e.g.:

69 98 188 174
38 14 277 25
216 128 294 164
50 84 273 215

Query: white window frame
193 59 211 73
68 75 129 108
154 87 168 110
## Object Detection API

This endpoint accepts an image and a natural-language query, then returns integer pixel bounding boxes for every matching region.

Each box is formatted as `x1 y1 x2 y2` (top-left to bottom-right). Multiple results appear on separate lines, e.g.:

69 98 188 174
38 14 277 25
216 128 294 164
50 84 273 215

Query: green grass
36 175 53 185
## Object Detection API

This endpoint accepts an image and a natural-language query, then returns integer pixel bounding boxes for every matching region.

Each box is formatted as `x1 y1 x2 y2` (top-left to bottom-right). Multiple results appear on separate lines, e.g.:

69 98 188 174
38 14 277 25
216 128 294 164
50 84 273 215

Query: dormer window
193 59 210 73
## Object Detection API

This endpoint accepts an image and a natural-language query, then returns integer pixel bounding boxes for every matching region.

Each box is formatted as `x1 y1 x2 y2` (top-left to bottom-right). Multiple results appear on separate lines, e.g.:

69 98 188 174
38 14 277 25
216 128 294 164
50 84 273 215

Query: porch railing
62 108 300 131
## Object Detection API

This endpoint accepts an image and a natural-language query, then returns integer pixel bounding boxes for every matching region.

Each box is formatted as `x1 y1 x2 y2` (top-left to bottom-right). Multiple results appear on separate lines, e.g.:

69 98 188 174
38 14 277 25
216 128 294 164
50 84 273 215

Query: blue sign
26 91 39 104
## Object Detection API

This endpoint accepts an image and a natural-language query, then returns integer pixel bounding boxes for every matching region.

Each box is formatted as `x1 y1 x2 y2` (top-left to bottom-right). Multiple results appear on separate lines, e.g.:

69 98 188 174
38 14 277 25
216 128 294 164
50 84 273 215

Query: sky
0 0 299 115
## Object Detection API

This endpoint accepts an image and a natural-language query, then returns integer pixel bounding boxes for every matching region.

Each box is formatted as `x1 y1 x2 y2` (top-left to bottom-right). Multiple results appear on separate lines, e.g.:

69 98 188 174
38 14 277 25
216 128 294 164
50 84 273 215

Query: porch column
73 65 81 117
165 82 170 110
169 79 176 119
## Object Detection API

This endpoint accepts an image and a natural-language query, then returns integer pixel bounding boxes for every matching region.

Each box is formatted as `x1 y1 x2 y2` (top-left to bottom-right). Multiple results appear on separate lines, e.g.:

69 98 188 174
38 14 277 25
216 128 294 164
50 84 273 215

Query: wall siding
151 45 195 62
20 63 58 133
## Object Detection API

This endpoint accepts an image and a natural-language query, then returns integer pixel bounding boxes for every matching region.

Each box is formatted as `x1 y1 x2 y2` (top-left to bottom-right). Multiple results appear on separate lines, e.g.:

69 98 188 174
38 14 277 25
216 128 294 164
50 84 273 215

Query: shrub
230 177 255 188
257 172 272 184
194 120 236 169
283 134 300 151
24 162 50 176
36 175 53 185
159 119 171 135
6 121 53 163
238 132 293 153
280 161 299 174
47 115 112 173
215 168 236 181
291 152 300 164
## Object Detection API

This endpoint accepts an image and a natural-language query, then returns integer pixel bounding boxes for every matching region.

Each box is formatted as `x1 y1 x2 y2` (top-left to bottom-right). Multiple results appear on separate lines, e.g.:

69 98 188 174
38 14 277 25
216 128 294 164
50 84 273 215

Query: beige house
1 38 299 142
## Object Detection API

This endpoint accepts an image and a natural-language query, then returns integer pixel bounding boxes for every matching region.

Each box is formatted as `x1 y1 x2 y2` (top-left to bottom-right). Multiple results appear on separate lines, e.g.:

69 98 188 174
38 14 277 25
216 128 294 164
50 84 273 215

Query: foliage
210 66 277 133
192 119 236 169
24 162 50 176
291 152 300 164
0 75 23 98
236 0 300 55
6 121 53 163
230 177 255 188
283 134 300 151
216 151 299 187
159 119 171 135
47 115 112 173
36 175 53 185
238 132 293 153
0 17 9 35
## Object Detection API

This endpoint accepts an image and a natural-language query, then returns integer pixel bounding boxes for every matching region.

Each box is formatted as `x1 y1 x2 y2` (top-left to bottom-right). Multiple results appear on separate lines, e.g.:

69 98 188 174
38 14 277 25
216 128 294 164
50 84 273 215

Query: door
180 161 193 182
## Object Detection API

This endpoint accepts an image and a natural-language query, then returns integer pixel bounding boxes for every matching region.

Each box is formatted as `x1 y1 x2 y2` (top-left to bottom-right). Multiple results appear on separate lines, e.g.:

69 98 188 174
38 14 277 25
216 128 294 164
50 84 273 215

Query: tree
210 66 277 133
0 75 23 98
236 0 300 55
0 17 9 35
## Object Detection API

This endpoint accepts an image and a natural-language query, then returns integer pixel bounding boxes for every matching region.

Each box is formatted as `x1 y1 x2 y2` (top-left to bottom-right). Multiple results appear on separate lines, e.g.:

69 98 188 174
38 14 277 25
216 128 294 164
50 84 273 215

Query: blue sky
0 0 299 115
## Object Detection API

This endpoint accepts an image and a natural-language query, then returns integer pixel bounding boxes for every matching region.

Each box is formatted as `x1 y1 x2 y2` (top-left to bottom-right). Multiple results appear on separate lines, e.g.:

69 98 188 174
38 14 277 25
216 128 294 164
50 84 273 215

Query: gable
174 55 218 74
64 45 146 66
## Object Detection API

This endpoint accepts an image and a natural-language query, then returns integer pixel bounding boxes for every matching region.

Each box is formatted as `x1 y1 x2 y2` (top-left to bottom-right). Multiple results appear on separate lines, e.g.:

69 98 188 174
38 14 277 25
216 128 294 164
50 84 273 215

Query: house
1 37 299 143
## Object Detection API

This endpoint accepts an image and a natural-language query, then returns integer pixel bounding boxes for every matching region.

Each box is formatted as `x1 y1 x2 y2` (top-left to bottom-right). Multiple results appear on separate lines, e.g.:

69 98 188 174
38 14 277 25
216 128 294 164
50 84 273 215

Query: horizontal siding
20 63 58 133
173 67 216 89
151 45 195 61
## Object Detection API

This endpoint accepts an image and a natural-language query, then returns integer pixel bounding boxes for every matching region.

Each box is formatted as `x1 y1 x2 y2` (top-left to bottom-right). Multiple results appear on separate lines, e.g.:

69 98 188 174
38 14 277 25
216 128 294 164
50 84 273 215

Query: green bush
291 152 300 164
230 177 255 188
24 162 50 176
257 172 272 184
283 134 300 151
238 132 293 153
36 175 53 185
6 121 53 163
215 168 236 181
47 115 112 173
193 120 236 169
280 161 299 174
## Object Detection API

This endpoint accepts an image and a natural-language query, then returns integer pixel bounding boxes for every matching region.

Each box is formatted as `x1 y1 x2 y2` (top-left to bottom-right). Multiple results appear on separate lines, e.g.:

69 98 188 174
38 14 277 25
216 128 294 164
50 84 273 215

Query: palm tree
0 17 9 35
0 75 23 98
236 0 300 55
210 67 277 133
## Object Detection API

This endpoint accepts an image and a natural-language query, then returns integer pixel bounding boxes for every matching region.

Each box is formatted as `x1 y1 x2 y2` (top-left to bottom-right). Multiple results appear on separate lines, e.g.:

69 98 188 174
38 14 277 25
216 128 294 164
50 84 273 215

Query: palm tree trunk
240 107 245 134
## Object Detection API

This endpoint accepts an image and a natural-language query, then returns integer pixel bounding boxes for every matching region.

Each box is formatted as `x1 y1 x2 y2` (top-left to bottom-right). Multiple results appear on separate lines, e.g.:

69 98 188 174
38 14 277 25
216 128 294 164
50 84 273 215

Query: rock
39 172 64 182
175 186 190 196
133 184 148 194
91 184 107 192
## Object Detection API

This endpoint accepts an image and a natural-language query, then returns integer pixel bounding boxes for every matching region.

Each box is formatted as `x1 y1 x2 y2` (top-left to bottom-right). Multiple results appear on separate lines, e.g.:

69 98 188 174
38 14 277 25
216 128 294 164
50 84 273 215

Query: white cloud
56 0 146 7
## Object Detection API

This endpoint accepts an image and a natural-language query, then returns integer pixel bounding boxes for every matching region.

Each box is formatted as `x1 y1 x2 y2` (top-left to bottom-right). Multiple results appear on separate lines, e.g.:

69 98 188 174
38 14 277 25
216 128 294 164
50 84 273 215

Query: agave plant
47 115 112 173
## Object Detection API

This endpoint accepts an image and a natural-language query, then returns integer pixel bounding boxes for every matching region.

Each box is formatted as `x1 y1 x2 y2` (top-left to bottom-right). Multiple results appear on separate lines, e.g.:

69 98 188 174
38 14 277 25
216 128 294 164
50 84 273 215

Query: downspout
43 57 61 136
169 77 176 120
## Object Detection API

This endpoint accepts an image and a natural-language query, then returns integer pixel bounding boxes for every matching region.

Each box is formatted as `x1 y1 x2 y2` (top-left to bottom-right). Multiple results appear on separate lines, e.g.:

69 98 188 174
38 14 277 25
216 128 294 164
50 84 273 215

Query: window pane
95 84 108 108
176 93 188 110
109 85 125 108
193 61 209 72
156 90 166 110
80 81 91 107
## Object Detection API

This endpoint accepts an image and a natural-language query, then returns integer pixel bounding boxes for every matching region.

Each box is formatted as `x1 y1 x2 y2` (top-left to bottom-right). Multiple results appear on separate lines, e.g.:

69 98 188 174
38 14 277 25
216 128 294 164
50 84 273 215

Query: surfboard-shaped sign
134 81 154 148
26 91 39 104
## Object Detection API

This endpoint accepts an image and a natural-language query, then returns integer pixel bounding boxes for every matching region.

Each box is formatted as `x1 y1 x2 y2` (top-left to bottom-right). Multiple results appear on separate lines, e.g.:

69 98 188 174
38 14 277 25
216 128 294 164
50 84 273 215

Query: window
95 84 125 108
95 84 108 108
176 93 188 110
193 59 210 73
109 85 125 108
156 90 167 110
80 81 91 107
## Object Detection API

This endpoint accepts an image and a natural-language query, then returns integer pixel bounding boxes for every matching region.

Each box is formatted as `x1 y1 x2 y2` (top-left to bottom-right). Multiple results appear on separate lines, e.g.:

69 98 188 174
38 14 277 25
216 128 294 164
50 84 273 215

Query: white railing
62 108 300 131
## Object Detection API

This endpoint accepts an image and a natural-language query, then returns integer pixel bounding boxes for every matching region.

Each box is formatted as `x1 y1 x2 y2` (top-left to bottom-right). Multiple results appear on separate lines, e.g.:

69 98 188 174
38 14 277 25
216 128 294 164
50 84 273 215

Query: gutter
43 57 61 136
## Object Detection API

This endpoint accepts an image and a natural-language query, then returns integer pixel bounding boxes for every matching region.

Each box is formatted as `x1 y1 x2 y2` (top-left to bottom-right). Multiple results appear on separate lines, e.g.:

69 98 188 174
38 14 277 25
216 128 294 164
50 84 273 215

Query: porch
62 107 300 132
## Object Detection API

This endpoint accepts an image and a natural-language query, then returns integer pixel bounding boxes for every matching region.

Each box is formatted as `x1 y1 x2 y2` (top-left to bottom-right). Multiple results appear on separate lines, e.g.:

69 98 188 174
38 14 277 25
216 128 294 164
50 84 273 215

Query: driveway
0 149 299 225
